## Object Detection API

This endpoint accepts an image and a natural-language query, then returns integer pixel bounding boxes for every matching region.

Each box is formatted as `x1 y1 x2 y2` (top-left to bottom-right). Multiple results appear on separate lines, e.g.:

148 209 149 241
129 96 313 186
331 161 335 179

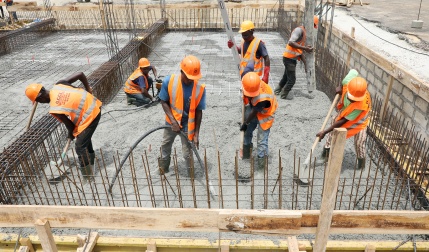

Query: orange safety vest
123 68 148 94
283 26 306 60
166 74 205 141
240 38 263 77
49 84 102 137
336 85 371 138
248 81 278 130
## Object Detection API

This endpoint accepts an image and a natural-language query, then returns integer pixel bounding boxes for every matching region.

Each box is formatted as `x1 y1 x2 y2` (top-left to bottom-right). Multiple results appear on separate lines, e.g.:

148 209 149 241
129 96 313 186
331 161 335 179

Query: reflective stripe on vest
283 26 306 60
166 74 205 140
49 84 102 137
124 68 148 94
240 38 263 76
250 81 278 130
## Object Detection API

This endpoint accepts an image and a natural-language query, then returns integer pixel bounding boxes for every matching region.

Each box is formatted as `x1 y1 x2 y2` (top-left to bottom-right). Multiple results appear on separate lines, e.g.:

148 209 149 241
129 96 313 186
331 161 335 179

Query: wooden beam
314 128 347 252
34 219 57 252
1 206 429 234
286 236 300 252
76 232 99 252
146 239 157 252
19 238 35 252
380 75 394 120
365 244 376 252
18 246 29 252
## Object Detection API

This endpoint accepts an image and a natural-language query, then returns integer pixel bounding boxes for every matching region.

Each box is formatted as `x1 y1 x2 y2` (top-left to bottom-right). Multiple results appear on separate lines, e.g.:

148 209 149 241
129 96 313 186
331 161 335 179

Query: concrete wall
318 23 429 141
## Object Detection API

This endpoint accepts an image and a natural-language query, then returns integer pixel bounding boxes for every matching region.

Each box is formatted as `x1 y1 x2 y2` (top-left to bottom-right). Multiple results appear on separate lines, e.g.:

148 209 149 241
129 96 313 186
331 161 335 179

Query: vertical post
313 128 347 252
346 27 355 67
34 219 57 252
146 239 157 252
19 238 35 252
380 75 394 121
220 240 230 252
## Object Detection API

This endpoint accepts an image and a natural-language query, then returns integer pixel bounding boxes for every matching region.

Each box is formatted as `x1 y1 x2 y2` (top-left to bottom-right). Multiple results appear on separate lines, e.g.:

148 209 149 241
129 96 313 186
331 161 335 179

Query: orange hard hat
138 58 151 68
239 20 255 33
180 55 202 80
242 72 261 97
25 83 43 103
313 15 319 29
347 77 367 101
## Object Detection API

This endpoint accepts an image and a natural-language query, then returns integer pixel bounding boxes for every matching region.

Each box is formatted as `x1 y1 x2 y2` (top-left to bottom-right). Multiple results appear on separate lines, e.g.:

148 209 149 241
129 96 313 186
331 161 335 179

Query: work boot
321 147 330 159
280 88 289 99
357 158 366 169
158 158 170 175
242 144 252 159
79 164 93 179
257 156 267 171
286 90 294 100
274 84 283 95
127 97 136 105
89 152 95 166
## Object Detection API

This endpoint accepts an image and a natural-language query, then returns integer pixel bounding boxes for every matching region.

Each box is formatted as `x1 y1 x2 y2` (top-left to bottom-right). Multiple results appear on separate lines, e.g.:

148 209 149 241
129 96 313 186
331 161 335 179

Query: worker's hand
335 85 342 95
227 40 234 48
240 123 248 132
171 121 181 132
87 87 93 94
304 46 313 53
262 66 270 84
193 134 199 149
316 131 326 141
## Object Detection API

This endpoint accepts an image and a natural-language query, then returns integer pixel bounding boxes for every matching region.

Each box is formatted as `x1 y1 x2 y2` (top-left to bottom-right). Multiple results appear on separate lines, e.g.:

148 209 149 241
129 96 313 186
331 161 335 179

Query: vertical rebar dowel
348 158 359 209
204 149 211 208
264 155 268 209
309 158 316 210
251 155 254 210
278 150 282 209
190 156 197 208
173 150 183 208
217 150 224 209
99 149 113 206
129 151 140 207
143 155 155 208
292 149 296 210
235 151 239 209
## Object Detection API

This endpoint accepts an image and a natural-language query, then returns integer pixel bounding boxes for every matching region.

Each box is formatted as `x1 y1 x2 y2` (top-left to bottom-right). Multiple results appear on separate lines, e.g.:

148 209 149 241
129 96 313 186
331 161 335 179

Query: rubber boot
79 164 93 179
280 89 289 100
286 90 294 100
89 152 95 166
357 158 366 169
158 158 170 175
274 84 283 95
127 97 136 105
242 144 252 159
257 156 267 171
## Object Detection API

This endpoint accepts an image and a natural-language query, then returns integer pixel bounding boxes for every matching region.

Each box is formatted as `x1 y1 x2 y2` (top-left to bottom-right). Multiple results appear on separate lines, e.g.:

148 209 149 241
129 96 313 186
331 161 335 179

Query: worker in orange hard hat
240 72 278 171
227 20 271 83
157 55 206 175
25 72 102 179
124 57 158 106
274 15 319 100
316 70 372 169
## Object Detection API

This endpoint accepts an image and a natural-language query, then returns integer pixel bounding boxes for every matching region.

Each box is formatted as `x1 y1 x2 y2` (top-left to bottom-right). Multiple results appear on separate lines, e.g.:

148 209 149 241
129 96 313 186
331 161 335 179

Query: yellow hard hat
241 72 261 97
180 55 202 80
347 77 367 101
239 20 255 33
25 83 43 103
138 58 151 68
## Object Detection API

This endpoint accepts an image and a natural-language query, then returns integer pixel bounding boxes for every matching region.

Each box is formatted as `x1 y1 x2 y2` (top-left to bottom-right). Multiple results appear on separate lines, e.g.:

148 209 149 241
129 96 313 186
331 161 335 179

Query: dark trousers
278 57 297 92
75 112 101 167
6 2 17 20
0 7 4 18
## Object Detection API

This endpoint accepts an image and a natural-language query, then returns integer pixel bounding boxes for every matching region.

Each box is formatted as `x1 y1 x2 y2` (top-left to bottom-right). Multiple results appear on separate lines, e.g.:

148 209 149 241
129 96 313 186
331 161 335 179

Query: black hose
107 125 212 197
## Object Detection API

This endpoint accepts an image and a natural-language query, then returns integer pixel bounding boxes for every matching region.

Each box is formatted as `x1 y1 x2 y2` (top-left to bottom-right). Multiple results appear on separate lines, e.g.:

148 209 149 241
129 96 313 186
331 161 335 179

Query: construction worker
274 16 319 100
25 72 102 178
239 72 278 170
227 20 271 82
124 57 158 106
0 0 5 19
316 70 371 169
5 0 17 22
158 55 206 175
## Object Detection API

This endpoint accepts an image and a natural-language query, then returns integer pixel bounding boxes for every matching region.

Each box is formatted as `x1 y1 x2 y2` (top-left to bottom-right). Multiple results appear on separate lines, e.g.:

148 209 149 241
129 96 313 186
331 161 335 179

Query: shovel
296 94 340 185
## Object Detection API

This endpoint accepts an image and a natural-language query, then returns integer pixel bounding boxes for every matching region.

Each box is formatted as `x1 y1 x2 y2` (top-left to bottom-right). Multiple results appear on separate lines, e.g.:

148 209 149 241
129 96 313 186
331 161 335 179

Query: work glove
262 66 270 84
240 123 248 132
227 40 234 48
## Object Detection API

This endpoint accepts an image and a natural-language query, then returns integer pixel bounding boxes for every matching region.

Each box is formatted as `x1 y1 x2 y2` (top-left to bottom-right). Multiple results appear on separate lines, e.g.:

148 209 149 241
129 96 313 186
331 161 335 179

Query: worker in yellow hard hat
157 55 206 175
316 69 372 169
239 72 278 171
274 15 319 100
227 20 271 83
25 72 102 179
124 57 158 106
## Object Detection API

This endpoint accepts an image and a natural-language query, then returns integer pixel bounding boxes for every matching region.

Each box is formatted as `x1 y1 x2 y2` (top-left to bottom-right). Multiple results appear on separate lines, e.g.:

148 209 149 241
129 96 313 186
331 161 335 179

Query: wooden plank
380 75 394 120
314 128 347 252
145 239 157 252
18 246 29 252
346 27 355 67
287 236 300 252
19 238 35 252
34 219 57 252
76 232 99 252
365 244 376 252
218 209 302 234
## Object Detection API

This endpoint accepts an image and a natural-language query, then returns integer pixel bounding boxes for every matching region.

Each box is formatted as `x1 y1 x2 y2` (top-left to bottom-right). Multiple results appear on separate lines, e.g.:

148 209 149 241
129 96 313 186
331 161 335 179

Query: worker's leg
6 2 17 21
0 7 4 19
275 57 289 95
75 113 101 177
159 126 177 173
126 93 150 106
243 108 258 159
280 58 297 99
256 124 270 170
354 127 367 169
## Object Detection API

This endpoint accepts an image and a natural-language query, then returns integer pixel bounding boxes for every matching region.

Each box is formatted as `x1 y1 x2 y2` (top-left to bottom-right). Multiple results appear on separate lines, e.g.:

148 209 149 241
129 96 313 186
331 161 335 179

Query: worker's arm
161 100 180 132
142 88 153 100
62 72 92 94
193 110 202 149
53 113 76 140
316 117 348 140
151 66 158 79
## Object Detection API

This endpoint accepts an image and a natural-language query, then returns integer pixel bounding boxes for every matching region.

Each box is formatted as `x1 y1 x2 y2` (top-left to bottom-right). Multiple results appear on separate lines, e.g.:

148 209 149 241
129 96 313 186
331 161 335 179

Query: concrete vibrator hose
107 125 217 200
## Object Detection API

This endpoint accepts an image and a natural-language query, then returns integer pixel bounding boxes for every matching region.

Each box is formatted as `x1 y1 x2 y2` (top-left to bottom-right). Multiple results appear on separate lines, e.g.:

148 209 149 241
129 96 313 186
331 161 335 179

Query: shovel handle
26 102 38 131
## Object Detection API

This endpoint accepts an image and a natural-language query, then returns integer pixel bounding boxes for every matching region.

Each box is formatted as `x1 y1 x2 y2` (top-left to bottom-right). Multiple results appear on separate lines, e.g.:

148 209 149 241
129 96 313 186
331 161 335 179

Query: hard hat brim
184 71 202 80
347 92 365 101
243 86 260 97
